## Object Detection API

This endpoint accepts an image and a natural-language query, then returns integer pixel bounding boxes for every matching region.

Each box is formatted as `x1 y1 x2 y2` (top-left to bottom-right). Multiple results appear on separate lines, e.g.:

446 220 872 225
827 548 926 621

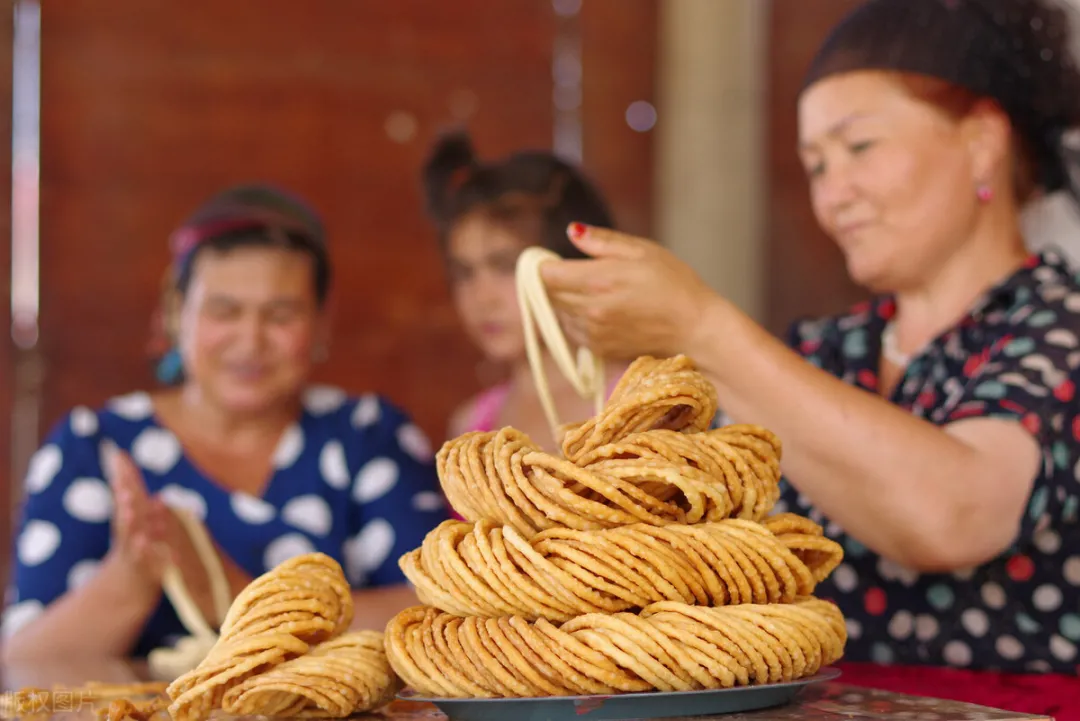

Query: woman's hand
103 448 171 602
157 506 250 629
539 224 721 360
104 450 245 627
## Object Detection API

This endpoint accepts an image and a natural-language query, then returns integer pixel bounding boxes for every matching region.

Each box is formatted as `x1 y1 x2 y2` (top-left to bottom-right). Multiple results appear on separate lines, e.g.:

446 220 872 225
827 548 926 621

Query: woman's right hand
540 224 722 361
103 446 171 602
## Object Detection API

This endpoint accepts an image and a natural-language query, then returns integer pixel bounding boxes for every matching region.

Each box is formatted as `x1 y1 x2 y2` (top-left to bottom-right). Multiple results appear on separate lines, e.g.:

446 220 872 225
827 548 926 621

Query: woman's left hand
112 456 247 627
540 224 721 359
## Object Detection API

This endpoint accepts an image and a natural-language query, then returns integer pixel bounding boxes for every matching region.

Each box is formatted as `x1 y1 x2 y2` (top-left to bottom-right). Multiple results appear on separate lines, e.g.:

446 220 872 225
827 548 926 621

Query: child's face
446 213 530 364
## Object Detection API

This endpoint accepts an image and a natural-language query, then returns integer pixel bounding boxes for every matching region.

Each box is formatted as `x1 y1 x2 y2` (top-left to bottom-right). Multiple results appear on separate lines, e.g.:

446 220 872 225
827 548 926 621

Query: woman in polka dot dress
541 0 1080 715
1 184 449 661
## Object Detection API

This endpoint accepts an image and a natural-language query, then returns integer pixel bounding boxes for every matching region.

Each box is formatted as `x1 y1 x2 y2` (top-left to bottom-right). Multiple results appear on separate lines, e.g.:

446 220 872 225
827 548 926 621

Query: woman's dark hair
421 131 615 259
169 183 331 304
803 0 1080 205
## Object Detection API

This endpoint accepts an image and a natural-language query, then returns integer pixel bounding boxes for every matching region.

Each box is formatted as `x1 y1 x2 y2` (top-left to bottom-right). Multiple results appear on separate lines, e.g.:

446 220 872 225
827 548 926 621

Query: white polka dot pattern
961 608 989 638
281 495 333 536
1033 529 1062 554
273 425 305 469
69 407 99 437
62 478 113 523
231 493 276 524
158 485 208 521
353 458 399 504
1064 556 1080 586
942 640 972 667
351 395 380 428
263 533 317 572
887 611 913 640
914 615 939 642
18 521 61 567
107 392 153 421
24 445 62 494
304 385 347 416
396 423 433 462
1033 584 1063 612
343 519 395 585
995 635 1024 661
1050 635 1077 662
831 563 858 593
131 428 182 475
981 582 1007 610
319 440 350 490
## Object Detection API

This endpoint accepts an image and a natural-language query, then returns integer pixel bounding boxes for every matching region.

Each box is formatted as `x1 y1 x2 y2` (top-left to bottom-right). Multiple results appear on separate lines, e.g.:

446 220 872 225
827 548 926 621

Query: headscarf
802 0 1080 202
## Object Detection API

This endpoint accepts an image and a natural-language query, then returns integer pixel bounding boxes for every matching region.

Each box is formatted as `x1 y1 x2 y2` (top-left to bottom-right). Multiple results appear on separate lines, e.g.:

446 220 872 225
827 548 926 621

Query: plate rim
396 666 842 704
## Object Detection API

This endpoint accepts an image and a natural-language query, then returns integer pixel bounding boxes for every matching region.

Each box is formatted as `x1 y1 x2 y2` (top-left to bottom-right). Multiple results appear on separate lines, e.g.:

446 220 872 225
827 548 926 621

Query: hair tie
446 165 475 197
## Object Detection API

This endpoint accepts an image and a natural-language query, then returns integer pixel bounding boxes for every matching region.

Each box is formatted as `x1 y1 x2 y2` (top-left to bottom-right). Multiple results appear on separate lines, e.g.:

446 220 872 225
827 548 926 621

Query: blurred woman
2 184 448 661
422 132 630 451
541 0 1080 713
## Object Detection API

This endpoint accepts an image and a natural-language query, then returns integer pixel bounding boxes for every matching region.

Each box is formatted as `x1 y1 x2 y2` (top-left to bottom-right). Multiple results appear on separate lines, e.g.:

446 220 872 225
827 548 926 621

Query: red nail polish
568 222 586 239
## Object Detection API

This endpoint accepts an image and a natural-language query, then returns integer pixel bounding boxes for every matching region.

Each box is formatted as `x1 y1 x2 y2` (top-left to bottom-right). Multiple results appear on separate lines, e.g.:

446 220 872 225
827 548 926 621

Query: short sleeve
340 395 449 588
944 328 1080 541
3 408 112 639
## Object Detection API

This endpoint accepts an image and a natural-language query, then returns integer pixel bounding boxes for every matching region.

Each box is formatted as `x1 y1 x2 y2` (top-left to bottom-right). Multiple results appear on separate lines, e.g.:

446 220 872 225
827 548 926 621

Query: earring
976 183 994 203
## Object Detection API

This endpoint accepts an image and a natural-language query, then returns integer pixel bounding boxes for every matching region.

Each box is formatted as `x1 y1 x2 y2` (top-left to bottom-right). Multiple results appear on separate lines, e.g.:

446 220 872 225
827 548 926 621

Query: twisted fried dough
385 597 846 698
397 353 846 700
401 514 842 621
219 631 399 717
166 553 394 721
438 424 781 537
561 355 719 461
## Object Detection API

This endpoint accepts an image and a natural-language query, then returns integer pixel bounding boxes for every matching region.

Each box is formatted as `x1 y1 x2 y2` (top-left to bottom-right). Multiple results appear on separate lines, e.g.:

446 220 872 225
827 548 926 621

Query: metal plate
397 668 841 721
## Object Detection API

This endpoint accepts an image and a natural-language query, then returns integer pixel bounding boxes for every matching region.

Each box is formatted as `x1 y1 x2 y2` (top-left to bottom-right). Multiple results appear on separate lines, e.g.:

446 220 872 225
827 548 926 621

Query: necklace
881 321 912 367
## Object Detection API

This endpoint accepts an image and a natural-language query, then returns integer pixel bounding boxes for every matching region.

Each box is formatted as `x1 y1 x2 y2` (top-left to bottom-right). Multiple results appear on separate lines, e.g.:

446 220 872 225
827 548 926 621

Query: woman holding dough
542 0 1080 713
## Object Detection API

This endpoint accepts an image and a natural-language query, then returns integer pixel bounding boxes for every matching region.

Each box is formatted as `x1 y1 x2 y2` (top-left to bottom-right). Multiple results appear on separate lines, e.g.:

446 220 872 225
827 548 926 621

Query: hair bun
422 130 480 224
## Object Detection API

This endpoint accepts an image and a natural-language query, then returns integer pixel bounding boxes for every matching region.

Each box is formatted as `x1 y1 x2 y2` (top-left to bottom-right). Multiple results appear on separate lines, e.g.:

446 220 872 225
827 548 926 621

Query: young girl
422 131 630 451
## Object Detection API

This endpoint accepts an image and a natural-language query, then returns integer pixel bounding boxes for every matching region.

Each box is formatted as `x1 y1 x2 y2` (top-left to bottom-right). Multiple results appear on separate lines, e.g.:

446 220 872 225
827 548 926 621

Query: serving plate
396 667 841 721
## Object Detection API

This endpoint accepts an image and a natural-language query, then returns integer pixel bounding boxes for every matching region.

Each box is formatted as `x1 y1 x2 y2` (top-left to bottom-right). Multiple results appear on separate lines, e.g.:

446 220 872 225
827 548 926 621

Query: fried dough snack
96 696 168 721
401 514 842 621
390 354 846 699
220 631 398 717
560 355 719 459
167 553 396 721
438 357 781 536
385 597 846 698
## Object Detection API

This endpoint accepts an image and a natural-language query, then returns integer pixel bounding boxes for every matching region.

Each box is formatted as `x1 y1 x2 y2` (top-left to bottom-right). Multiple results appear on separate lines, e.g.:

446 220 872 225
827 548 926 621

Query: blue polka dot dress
2 385 450 657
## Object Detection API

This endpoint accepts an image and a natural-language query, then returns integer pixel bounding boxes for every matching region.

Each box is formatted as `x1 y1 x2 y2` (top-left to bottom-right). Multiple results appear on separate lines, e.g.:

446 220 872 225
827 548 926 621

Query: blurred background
0 0 1079 586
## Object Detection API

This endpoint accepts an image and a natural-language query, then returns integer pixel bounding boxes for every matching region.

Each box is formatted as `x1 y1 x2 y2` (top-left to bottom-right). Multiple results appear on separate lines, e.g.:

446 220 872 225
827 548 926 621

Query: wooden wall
32 0 656 444
581 0 657 238
764 0 866 335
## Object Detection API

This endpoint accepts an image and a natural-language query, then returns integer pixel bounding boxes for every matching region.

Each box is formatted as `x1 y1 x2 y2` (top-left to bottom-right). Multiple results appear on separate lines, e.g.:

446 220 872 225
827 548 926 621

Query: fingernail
568 222 586 240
